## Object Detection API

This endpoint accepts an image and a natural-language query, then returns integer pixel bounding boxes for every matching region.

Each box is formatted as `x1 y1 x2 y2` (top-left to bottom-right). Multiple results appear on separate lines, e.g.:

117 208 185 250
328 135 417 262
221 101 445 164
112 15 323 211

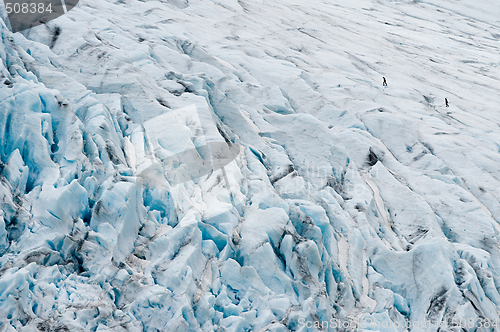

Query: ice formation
1 0 500 330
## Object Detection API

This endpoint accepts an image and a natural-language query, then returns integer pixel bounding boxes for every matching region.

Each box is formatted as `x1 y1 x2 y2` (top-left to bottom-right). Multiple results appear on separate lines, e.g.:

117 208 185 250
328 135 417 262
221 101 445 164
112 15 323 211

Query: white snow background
0 0 500 330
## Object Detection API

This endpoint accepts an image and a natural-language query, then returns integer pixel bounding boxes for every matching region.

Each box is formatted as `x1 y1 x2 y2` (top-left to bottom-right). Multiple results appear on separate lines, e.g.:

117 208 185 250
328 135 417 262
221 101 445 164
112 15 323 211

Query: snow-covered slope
1 0 500 330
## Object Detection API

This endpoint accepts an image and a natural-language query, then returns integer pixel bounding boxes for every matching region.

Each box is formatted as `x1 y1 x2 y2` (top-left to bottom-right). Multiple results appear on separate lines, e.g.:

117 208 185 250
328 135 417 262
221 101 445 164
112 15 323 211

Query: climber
445 98 449 107
382 77 387 87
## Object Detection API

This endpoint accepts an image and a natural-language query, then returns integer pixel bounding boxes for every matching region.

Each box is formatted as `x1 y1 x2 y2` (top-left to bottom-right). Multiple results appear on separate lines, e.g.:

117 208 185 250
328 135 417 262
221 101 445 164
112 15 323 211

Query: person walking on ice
382 77 387 86
445 98 449 107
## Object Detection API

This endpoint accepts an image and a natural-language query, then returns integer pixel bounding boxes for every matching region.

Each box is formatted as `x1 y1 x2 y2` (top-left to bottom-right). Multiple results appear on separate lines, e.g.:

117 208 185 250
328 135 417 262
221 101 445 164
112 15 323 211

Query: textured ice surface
1 0 500 330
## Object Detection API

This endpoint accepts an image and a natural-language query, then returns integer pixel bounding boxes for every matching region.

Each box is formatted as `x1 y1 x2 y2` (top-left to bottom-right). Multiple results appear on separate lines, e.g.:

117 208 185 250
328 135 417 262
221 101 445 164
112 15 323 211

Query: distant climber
382 77 387 87
445 98 449 107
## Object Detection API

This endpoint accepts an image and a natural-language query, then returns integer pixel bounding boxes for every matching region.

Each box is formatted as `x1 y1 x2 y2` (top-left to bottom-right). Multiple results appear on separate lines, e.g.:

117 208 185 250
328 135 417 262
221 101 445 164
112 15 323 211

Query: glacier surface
1 0 500 330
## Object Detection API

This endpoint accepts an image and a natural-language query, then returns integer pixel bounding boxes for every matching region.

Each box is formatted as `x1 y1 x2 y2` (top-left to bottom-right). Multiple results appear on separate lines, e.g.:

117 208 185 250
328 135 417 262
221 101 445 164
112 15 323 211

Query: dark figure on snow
382 77 387 86
367 147 379 166
445 98 449 107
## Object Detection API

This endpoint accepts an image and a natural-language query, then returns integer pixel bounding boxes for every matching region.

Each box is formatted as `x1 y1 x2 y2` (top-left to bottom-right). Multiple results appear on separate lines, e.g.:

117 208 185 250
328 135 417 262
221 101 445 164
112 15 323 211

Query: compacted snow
1 0 500 330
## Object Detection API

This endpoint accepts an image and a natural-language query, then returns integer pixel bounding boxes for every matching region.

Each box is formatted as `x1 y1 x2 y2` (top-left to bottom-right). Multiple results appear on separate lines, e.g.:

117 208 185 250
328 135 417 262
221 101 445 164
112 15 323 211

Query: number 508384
5 2 53 14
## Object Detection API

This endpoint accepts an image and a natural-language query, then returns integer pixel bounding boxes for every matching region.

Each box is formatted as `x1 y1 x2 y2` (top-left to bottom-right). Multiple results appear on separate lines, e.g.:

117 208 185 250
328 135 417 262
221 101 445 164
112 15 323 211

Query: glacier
1 0 500 330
